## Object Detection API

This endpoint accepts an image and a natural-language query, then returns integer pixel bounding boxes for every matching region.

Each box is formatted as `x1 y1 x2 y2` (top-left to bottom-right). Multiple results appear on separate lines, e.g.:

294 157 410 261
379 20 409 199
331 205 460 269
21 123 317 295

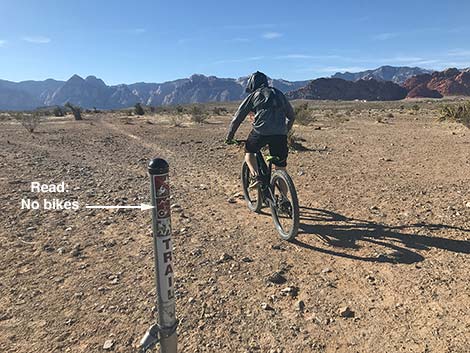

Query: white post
140 158 177 353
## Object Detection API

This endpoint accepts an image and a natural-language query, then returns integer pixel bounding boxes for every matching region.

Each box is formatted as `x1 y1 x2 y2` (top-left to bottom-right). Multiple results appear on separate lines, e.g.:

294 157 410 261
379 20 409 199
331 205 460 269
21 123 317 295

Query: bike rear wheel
241 161 262 212
269 170 300 241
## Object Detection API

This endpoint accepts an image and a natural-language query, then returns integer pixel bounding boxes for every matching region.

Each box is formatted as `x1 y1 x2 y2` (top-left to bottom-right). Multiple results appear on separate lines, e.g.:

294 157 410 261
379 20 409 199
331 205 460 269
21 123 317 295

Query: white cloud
447 49 470 57
262 32 282 39
22 36 51 44
0 40 6 47
131 28 146 34
372 32 399 41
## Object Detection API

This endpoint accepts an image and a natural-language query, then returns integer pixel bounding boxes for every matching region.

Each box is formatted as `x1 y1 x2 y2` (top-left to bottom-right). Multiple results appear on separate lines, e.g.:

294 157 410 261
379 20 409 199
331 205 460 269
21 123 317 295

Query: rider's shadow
293 207 470 264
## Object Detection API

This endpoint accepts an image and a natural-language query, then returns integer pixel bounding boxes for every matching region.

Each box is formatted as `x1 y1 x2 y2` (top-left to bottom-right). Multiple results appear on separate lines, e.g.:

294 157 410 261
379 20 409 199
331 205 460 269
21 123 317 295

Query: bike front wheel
269 170 300 241
241 161 262 212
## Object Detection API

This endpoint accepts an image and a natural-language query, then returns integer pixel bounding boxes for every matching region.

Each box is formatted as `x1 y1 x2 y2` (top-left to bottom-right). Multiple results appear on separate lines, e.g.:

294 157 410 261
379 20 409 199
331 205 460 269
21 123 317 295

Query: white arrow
85 203 154 211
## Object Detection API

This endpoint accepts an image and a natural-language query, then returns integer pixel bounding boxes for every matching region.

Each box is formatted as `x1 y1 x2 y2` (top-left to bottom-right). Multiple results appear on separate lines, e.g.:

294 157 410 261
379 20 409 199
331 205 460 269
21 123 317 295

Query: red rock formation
404 68 470 98
286 78 408 101
406 84 442 98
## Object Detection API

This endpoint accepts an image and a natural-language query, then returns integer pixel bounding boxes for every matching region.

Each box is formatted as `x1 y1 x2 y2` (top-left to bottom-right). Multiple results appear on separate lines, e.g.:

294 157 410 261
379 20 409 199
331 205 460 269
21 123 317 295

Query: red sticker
156 199 171 219
154 175 170 198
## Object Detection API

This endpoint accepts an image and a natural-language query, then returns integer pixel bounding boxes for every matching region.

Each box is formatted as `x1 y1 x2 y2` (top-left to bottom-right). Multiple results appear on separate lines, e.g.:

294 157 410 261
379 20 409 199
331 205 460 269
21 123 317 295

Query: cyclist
225 71 295 188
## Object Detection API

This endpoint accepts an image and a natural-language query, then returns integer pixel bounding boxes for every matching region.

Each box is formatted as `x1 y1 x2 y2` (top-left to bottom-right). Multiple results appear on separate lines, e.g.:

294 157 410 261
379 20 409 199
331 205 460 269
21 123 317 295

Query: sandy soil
1 104 469 353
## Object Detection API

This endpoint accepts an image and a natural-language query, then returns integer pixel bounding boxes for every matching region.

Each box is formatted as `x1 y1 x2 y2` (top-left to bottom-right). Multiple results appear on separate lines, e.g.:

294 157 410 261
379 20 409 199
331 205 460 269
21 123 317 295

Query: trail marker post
140 158 178 353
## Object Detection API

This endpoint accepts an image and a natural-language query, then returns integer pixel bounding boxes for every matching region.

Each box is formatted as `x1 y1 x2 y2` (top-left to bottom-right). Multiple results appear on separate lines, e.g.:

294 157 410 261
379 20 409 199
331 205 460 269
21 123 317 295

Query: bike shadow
291 207 470 264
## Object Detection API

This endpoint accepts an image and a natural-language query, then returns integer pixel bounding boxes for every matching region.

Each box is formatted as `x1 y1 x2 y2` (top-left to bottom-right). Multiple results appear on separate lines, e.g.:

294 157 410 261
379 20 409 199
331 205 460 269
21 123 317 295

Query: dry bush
169 112 185 127
13 112 41 133
439 103 470 128
213 106 228 115
189 105 207 123
294 102 315 125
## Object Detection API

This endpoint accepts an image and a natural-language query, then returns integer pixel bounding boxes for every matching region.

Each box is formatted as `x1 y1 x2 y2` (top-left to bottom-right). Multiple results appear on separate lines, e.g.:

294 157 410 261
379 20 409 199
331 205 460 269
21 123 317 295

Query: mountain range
0 74 309 111
3 66 470 110
331 66 432 84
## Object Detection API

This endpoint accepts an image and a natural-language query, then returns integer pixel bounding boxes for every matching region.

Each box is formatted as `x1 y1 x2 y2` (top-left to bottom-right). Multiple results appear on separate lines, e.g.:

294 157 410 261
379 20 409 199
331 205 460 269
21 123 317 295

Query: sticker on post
154 175 170 198
156 218 171 237
156 199 170 219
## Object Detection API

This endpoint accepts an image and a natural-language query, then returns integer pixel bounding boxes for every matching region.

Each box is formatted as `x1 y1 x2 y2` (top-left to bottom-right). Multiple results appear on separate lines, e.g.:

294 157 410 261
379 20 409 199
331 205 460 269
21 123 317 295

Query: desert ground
0 100 469 353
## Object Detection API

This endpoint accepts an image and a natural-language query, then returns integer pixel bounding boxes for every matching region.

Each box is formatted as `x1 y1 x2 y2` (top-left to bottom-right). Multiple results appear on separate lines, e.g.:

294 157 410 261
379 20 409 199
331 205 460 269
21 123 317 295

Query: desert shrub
439 103 470 128
170 114 184 127
294 103 315 125
53 106 65 117
386 112 394 118
175 105 184 114
410 104 420 114
134 102 145 116
213 106 228 115
65 102 82 120
150 106 156 113
93 107 101 113
13 112 41 133
189 105 207 123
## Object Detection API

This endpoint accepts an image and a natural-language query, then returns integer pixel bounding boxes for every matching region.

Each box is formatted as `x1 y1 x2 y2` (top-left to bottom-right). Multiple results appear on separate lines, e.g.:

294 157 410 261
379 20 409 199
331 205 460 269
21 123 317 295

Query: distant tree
53 106 65 117
134 102 145 115
65 102 82 120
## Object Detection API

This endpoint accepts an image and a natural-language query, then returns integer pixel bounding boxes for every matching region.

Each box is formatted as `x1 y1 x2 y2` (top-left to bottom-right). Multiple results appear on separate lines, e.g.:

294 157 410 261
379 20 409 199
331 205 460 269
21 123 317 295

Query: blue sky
1 0 469 84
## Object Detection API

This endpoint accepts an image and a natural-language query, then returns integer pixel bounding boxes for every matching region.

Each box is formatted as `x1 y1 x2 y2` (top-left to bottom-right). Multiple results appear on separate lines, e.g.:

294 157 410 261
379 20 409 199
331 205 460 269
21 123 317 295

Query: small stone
261 302 274 311
465 201 470 208
70 243 81 257
296 300 305 313
266 272 286 285
227 197 236 204
241 256 253 263
103 339 114 350
219 253 233 262
338 306 354 318
321 268 332 273
188 297 195 304
57 247 65 255
280 286 299 297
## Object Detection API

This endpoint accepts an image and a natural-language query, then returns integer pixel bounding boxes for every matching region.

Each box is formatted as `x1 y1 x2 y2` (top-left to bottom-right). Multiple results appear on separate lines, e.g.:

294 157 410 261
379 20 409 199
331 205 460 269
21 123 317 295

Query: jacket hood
245 71 269 93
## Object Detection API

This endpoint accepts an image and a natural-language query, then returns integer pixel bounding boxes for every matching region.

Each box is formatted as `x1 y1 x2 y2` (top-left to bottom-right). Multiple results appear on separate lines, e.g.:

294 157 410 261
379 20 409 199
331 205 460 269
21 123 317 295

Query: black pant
244 130 288 167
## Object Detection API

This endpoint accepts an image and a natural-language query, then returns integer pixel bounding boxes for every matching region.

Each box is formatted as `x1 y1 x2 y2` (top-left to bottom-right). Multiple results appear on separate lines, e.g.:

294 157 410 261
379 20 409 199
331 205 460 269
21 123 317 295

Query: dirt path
1 112 469 353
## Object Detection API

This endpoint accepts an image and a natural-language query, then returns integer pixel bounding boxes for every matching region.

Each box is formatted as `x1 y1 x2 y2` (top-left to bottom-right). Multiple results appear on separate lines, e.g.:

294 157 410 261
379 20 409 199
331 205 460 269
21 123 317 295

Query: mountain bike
229 139 299 241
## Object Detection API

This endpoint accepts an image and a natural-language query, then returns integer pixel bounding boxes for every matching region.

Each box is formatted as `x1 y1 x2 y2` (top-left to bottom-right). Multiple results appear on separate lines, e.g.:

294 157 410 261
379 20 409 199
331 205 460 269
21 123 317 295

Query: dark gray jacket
227 71 295 140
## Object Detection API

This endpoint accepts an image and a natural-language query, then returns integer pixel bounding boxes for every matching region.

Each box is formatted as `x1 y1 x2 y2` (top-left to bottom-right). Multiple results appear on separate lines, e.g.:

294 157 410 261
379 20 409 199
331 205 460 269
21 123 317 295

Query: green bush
439 103 470 128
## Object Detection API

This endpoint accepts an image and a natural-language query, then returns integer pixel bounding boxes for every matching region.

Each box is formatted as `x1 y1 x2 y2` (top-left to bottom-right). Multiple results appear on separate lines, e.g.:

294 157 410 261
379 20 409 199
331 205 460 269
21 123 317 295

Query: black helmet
245 71 268 93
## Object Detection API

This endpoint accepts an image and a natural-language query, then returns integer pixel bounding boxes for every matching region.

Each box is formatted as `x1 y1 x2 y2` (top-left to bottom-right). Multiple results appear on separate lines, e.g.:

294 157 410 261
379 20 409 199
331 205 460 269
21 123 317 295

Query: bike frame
254 151 275 205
